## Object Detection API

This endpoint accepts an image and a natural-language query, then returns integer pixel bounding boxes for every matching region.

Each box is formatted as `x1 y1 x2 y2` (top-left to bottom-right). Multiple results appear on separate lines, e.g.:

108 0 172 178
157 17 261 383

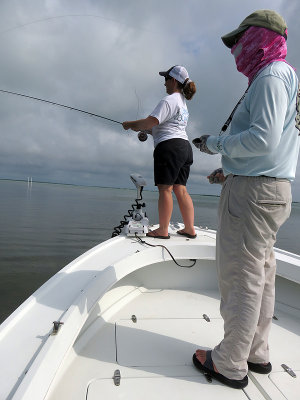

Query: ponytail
178 79 196 100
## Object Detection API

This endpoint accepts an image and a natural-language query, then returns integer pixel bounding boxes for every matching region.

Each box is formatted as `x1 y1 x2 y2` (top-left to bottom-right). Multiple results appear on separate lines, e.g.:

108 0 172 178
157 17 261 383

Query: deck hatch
87 376 249 399
269 370 300 400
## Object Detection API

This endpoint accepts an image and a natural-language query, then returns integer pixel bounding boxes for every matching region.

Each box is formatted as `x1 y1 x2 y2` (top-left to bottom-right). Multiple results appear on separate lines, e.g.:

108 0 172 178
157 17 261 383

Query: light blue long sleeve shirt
206 62 300 181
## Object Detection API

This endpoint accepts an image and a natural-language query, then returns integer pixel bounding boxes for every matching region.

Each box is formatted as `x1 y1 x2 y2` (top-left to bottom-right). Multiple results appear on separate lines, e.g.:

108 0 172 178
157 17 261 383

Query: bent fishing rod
0 88 122 125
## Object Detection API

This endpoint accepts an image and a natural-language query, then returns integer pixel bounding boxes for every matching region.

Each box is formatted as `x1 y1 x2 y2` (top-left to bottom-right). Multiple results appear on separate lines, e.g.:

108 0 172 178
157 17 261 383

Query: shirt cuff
206 135 221 154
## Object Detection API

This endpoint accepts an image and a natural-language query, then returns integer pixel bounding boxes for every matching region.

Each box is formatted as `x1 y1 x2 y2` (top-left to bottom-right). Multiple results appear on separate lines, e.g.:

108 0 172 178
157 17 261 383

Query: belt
232 174 289 181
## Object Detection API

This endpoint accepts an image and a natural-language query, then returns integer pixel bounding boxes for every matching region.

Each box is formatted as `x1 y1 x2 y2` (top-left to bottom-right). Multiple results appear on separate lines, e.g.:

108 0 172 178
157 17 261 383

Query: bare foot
195 349 218 373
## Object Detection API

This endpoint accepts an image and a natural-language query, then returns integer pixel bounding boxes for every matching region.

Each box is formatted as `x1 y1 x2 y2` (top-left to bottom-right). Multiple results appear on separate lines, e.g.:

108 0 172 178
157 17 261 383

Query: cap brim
159 71 168 77
221 26 248 48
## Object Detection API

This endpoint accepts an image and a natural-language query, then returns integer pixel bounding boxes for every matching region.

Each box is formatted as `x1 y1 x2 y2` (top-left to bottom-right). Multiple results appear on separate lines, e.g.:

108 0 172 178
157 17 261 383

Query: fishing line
0 14 156 37
134 88 141 120
0 88 122 125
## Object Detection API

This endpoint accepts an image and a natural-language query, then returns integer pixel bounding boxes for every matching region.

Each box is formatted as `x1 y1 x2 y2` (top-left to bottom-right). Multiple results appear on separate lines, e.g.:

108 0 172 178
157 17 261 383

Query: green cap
221 9 287 48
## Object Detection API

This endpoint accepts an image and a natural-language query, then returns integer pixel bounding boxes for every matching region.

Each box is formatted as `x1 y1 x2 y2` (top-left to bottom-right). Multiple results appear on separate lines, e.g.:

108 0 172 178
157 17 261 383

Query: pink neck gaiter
231 26 288 85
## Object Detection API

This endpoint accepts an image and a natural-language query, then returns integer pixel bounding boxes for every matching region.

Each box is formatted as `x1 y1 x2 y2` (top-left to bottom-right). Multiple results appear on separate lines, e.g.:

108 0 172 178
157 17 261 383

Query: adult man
192 10 300 389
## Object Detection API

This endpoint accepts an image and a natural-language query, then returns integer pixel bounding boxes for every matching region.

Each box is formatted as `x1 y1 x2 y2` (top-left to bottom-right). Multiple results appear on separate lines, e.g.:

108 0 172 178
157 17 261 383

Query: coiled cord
111 199 139 237
111 189 145 237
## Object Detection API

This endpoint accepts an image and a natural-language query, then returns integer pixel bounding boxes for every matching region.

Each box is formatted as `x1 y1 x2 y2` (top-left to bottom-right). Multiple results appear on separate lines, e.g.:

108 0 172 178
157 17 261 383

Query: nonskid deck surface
48 287 300 400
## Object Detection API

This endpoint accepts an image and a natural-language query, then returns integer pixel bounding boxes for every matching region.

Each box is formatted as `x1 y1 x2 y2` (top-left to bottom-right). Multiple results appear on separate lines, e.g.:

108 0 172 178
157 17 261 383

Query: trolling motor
130 173 147 200
111 173 149 237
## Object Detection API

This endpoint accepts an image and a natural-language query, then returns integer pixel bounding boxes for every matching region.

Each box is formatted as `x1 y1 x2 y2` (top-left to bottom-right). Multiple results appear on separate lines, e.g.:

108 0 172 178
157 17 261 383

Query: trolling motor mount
125 174 149 236
111 174 149 237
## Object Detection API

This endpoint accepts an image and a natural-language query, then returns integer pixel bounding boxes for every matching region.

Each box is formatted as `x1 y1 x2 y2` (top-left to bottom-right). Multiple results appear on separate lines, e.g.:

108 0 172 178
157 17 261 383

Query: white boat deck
47 283 300 399
1 225 300 400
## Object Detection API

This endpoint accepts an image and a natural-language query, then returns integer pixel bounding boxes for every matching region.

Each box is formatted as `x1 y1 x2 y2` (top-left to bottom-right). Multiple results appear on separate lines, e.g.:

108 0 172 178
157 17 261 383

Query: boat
0 174 299 400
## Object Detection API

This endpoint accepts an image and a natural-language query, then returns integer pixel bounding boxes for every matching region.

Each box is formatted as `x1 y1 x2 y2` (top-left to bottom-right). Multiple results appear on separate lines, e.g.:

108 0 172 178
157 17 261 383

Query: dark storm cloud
0 0 300 199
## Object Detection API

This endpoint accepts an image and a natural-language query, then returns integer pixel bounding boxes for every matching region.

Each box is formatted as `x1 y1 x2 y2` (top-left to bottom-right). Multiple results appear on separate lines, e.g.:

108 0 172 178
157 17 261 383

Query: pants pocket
257 200 286 206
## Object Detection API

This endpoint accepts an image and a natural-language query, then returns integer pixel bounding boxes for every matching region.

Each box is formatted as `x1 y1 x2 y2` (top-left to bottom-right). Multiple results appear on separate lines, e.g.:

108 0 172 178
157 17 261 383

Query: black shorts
153 138 193 186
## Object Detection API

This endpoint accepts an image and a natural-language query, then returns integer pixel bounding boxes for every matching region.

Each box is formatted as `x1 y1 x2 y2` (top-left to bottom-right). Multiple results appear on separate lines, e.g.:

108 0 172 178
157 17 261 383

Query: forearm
123 116 158 131
206 129 281 157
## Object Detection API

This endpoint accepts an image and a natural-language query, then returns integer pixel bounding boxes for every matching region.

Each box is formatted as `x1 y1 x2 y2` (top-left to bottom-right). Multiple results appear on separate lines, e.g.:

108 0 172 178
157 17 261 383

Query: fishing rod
0 88 122 125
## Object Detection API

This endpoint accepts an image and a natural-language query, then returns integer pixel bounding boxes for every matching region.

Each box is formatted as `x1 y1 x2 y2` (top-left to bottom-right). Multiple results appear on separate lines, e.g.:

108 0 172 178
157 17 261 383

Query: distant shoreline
0 178 220 198
1 178 300 203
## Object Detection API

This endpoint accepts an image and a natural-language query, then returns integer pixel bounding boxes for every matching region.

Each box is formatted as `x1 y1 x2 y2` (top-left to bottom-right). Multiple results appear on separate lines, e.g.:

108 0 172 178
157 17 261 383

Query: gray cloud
0 0 300 199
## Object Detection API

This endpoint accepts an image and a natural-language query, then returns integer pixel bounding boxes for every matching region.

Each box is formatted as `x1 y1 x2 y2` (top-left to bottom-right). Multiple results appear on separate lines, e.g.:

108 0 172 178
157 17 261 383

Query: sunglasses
165 75 172 81
231 28 248 47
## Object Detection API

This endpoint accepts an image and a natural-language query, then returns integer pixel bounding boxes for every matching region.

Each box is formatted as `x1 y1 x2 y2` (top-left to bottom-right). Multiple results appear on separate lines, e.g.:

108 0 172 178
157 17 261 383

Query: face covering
231 26 288 84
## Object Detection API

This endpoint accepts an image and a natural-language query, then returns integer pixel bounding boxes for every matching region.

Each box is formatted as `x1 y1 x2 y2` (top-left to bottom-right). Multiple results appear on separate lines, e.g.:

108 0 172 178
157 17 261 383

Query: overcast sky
1 0 300 199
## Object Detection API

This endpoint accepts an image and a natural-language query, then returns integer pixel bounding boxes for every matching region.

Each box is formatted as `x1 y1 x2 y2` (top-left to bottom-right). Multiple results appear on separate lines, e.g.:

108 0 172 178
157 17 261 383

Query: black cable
111 192 196 267
111 202 136 237
134 234 197 268
0 88 122 124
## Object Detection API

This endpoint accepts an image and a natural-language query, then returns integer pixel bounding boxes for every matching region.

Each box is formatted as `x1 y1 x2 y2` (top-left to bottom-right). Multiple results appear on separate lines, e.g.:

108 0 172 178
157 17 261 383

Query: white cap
159 65 190 85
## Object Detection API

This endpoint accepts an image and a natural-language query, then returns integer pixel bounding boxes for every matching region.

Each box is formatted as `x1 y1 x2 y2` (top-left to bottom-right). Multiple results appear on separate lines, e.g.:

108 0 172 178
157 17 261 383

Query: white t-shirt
150 92 189 148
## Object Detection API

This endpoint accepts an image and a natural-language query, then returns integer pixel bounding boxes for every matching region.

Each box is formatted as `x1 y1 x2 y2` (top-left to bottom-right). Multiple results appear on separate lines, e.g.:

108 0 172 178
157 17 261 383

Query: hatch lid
269 370 300 400
87 376 249 399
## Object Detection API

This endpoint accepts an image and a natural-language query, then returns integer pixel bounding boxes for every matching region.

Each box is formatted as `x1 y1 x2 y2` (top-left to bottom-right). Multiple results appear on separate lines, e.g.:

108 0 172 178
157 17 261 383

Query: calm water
0 180 299 324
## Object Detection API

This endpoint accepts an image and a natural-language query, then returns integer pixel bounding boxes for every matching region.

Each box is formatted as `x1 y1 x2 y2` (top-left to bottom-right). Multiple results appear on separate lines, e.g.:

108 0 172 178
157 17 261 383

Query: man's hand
192 135 216 155
207 168 226 184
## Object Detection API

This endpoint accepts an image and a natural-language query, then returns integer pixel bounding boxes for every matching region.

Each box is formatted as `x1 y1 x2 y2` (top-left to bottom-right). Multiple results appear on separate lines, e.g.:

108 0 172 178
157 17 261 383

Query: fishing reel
138 130 151 142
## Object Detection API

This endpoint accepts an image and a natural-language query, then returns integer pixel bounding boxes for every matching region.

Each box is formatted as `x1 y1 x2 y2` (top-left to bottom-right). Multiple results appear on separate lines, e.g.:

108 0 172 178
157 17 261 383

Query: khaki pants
212 175 292 380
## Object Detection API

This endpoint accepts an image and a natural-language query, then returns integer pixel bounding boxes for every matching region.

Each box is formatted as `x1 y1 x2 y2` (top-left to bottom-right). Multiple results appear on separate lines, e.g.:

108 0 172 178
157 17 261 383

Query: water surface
0 180 298 323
